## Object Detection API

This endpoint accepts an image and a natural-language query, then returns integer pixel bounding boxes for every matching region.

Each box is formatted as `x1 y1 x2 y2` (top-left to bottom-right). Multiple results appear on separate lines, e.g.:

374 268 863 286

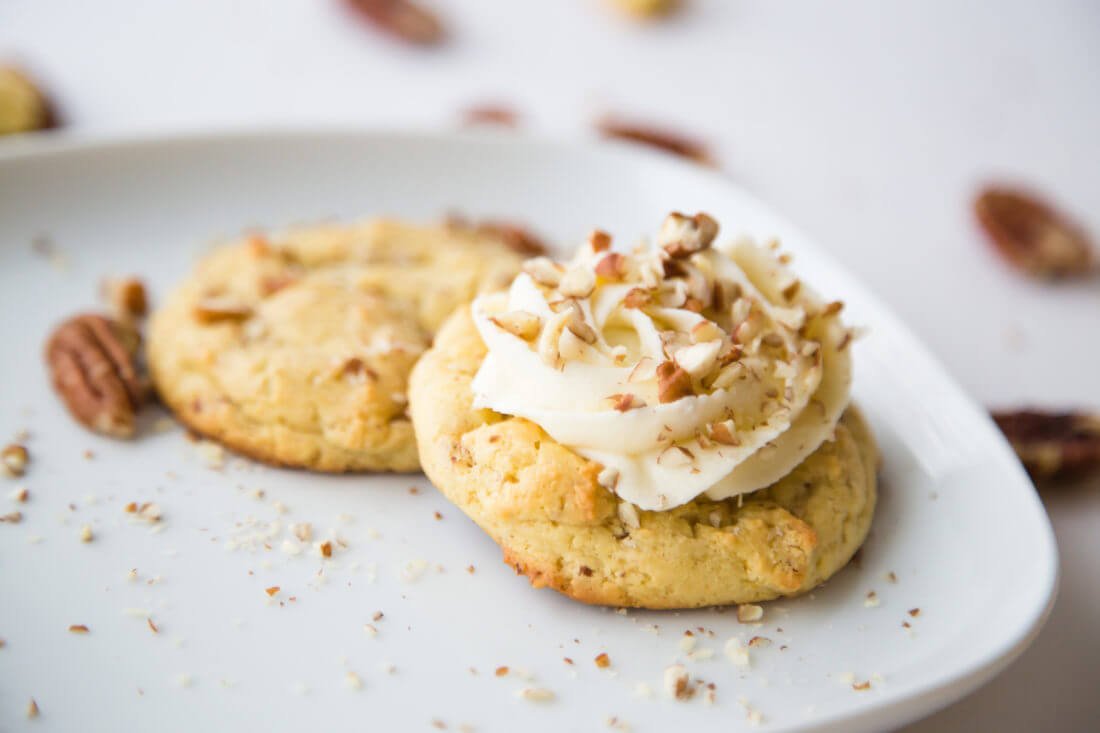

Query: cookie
409 306 878 608
148 219 531 472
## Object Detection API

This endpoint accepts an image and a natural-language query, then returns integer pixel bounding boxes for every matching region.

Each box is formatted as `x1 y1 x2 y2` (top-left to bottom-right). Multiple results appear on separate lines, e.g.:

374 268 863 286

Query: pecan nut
344 0 445 46
597 117 713 166
45 314 148 438
446 215 548 257
461 104 519 128
992 409 1100 481
974 187 1094 279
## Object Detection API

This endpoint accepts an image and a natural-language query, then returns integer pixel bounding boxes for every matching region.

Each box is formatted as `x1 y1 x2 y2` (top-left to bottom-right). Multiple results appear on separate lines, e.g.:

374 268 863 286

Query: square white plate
0 130 1056 732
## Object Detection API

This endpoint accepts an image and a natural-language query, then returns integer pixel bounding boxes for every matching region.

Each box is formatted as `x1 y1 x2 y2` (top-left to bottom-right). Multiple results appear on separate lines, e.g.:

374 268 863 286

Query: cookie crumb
265 586 280 597
79 524 94 543
663 664 694 700
594 652 611 668
724 638 750 667
494 666 509 677
515 687 555 702
27 698 39 719
68 624 89 634
1 443 29 477
864 591 879 608
908 608 921 617
737 604 764 623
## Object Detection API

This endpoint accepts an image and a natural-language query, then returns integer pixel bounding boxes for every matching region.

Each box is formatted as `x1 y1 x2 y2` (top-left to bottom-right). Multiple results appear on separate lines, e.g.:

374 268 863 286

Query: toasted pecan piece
992 409 1100 481
974 187 1094 279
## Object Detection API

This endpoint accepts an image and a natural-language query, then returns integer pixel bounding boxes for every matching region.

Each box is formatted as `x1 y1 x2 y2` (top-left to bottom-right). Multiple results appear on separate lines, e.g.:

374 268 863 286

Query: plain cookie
148 219 531 472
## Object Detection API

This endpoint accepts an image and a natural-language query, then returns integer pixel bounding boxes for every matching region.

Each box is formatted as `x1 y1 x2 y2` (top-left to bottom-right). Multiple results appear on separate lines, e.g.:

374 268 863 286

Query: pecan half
461 104 519 128
597 117 713 166
992 409 1100 481
974 187 1094 279
45 314 148 438
344 0 445 46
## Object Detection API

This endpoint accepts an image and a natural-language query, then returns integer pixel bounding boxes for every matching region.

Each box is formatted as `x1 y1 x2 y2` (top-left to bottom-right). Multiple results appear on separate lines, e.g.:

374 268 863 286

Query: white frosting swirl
470 217 852 511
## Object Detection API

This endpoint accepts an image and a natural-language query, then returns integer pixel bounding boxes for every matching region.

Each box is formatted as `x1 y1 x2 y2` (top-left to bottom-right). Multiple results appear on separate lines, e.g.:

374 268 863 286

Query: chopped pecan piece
656 360 693 403
45 314 147 438
992 409 1100 481
974 187 1094 279
344 0 445 46
193 295 252 323
597 117 712 165
659 212 719 258
595 252 627 280
1 444 29 477
102 277 148 319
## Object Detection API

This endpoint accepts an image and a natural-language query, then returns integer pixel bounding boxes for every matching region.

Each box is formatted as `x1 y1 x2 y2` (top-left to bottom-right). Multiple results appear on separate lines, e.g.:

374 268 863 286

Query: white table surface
3 1 1098 730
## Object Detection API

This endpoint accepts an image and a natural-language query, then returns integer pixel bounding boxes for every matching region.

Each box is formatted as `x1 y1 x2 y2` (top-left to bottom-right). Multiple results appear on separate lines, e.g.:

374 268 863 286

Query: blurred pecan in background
46 314 149 438
974 187 1094 279
461 104 519 128
597 117 713 165
344 0 444 46
992 409 1100 481
0 65 56 135
445 216 548 257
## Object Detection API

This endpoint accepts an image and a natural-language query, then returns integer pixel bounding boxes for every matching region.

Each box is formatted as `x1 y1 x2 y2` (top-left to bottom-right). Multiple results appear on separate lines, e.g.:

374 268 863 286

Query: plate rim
0 127 1060 732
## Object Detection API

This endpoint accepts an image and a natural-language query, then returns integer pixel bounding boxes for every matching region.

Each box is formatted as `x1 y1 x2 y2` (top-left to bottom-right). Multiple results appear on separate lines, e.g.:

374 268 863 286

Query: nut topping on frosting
470 212 854 511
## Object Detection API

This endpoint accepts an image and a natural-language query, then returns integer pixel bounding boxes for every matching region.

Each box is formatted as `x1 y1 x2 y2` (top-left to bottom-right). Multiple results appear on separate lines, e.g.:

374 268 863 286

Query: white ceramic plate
0 131 1056 733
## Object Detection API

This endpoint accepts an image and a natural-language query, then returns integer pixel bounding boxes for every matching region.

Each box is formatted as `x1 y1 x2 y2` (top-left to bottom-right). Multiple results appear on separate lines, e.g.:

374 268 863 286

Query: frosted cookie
410 213 877 607
148 219 531 472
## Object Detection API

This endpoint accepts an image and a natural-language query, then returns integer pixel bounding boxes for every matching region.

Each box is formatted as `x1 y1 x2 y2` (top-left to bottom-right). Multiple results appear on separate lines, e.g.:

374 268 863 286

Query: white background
2 1 1098 729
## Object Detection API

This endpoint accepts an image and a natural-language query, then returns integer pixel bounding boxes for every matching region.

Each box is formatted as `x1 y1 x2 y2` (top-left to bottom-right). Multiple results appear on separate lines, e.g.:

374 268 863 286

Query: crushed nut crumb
1 444 29 477
737 604 764 623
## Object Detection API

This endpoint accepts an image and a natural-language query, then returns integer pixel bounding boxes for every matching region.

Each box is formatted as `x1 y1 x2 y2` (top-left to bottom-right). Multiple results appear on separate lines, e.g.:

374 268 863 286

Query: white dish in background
0 131 1056 733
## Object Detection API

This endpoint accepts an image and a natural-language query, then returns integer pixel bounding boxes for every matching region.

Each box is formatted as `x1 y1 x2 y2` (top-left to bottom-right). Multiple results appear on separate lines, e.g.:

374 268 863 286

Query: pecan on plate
45 314 148 438
992 409 1100 481
974 187 1094 279
597 117 713 166
343 0 445 46
461 104 519 128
